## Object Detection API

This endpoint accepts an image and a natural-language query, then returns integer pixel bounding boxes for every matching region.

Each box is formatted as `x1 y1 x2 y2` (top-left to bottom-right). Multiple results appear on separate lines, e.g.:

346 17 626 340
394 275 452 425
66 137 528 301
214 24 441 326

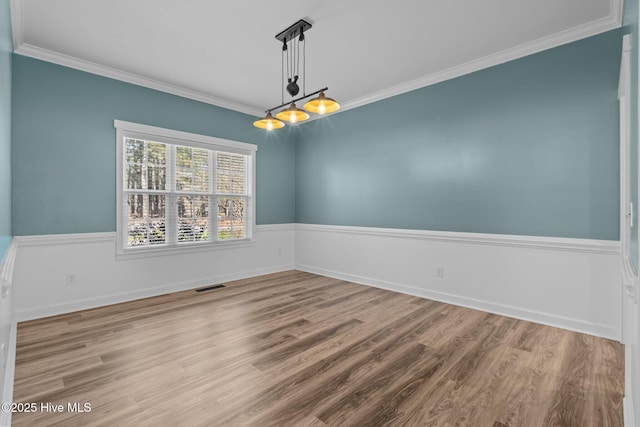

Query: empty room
0 0 639 426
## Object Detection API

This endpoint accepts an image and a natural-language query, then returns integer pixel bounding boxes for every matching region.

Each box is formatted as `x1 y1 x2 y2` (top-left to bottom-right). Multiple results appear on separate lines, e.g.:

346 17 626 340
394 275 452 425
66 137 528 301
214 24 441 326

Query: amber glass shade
303 91 340 114
276 103 310 124
253 112 285 130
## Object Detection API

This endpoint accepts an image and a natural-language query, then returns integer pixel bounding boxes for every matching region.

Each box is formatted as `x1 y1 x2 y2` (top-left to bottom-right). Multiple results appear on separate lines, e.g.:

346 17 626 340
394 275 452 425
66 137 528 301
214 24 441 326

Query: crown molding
10 0 622 118
13 43 264 117
339 12 622 113
611 0 623 25
9 0 23 50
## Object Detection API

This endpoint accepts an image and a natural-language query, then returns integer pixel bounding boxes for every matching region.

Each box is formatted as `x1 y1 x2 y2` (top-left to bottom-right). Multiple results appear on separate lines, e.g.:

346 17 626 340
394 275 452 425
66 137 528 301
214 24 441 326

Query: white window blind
115 120 256 256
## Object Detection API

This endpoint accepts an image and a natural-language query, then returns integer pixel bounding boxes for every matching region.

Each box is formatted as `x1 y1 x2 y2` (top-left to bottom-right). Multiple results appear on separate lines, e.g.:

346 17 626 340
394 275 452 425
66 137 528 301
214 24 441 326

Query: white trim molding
0 322 16 427
14 224 293 247
0 239 17 427
623 255 639 304
14 232 115 247
295 224 622 340
623 288 639 427
0 239 16 292
624 395 636 427
622 255 639 427
295 223 620 254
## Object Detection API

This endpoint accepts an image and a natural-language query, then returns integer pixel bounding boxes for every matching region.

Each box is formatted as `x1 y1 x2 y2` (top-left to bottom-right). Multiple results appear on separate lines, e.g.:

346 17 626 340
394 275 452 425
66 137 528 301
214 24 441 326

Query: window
115 120 256 256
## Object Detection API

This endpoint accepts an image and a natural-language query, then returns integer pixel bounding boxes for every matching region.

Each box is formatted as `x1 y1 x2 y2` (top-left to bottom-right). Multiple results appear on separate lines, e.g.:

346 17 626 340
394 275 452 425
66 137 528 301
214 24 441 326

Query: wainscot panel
295 224 621 340
13 225 295 321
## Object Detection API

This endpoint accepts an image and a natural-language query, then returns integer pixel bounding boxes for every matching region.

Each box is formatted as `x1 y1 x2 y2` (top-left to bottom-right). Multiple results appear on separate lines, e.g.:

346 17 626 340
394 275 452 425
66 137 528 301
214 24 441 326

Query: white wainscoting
0 239 17 427
12 224 296 321
295 224 622 340
12 222 624 340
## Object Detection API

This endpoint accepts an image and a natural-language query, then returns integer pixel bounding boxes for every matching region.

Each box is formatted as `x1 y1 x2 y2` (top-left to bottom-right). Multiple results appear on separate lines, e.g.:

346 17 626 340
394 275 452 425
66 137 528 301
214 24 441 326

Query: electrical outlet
435 265 445 278
66 273 77 286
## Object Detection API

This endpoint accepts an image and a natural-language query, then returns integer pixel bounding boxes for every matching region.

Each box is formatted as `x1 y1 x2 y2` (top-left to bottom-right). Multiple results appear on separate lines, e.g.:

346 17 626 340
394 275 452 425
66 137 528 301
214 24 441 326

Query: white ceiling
10 0 622 117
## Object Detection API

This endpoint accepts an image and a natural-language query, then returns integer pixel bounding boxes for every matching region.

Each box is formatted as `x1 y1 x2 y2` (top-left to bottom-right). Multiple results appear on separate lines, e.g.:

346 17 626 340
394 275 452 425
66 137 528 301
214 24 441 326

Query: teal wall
0 0 11 258
624 0 639 270
12 56 296 235
295 30 621 240
11 29 623 240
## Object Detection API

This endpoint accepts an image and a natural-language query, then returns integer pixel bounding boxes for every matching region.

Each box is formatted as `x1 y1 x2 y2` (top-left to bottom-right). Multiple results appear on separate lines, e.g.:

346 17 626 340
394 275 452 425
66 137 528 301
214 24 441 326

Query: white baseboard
295 224 622 340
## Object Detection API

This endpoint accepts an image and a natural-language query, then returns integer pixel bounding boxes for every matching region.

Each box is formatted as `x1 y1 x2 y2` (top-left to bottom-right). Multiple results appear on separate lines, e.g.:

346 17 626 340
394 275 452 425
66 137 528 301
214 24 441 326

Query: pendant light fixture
252 111 285 130
253 19 340 130
303 91 341 114
276 103 309 124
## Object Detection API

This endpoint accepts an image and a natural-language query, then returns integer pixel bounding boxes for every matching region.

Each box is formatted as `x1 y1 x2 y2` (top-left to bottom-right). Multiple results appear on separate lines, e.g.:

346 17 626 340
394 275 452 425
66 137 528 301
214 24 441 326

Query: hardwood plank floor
11 270 624 426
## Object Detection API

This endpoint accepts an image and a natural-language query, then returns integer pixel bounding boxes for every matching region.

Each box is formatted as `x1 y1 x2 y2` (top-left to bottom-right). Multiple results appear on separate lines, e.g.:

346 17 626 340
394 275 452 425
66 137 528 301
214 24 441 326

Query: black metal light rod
265 87 328 114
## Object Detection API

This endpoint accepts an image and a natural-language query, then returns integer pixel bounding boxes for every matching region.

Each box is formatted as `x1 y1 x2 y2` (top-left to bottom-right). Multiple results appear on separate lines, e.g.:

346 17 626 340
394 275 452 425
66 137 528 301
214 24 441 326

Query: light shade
276 103 310 124
253 112 285 130
303 91 340 114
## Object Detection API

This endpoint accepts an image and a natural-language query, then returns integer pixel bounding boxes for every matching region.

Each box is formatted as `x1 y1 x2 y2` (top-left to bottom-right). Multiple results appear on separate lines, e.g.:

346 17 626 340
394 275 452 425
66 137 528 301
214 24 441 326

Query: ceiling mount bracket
275 19 312 43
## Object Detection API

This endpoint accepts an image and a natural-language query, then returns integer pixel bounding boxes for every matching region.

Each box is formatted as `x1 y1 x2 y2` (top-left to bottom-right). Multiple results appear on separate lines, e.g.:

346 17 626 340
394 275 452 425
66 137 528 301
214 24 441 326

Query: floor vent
195 284 226 293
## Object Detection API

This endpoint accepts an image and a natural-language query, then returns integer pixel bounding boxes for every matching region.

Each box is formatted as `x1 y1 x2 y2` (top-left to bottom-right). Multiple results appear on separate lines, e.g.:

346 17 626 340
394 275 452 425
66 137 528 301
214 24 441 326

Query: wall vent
195 284 226 293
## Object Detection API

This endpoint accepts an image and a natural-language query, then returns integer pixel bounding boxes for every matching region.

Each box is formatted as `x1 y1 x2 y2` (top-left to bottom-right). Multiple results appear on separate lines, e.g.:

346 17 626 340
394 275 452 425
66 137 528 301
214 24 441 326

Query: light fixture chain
296 32 300 80
292 36 296 82
286 38 291 82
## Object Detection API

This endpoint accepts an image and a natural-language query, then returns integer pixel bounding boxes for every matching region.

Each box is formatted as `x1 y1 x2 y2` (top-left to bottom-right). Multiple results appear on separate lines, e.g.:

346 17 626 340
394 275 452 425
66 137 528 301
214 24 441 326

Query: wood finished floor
12 270 624 427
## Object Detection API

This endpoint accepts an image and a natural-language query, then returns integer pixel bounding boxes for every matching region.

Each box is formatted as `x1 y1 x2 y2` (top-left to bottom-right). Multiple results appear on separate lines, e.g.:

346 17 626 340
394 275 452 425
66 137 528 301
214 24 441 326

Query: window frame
115 120 257 258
